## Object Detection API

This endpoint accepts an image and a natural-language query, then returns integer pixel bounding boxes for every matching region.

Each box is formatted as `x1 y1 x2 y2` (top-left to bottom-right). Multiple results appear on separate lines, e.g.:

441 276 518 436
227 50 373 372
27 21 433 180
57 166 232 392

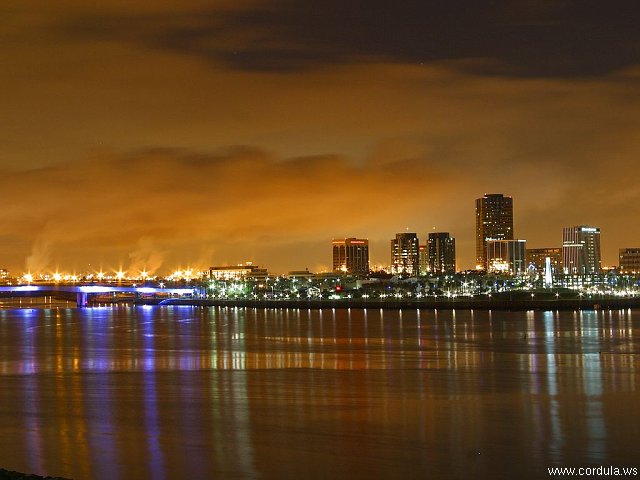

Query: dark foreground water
0 305 638 480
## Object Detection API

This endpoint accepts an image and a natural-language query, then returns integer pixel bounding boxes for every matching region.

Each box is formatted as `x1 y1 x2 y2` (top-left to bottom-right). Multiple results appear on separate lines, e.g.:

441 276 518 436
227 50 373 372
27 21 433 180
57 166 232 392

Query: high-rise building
332 238 369 275
476 194 514 270
619 248 640 273
562 226 601 274
418 245 429 275
486 239 527 275
391 232 419 276
526 247 562 274
428 232 456 274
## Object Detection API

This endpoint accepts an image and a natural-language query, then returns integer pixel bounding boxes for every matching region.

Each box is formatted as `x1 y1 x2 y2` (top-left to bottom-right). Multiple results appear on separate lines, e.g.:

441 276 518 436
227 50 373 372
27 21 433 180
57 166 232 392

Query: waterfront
0 305 638 479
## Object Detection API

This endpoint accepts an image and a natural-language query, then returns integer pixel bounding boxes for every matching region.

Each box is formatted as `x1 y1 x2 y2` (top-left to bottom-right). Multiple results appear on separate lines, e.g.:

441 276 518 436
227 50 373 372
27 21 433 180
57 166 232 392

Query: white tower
544 256 553 287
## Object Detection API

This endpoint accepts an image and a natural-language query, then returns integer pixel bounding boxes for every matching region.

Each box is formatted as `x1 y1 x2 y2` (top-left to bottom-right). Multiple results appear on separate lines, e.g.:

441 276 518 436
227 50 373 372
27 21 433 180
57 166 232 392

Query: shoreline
132 296 640 311
0 469 70 480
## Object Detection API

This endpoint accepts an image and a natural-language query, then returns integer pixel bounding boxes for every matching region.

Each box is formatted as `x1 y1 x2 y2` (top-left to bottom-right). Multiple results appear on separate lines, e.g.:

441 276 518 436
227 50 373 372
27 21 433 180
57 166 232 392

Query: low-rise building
486 239 527 275
619 248 640 273
527 247 562 274
209 263 268 281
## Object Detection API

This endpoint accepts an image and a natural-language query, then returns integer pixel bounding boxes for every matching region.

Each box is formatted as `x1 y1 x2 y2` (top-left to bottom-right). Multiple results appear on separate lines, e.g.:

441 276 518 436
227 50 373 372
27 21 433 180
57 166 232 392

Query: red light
336 285 342 291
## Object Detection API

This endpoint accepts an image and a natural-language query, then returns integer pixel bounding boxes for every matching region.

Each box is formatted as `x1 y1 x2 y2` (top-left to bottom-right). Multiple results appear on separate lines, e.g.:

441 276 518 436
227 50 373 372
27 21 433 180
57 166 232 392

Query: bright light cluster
13 267 207 285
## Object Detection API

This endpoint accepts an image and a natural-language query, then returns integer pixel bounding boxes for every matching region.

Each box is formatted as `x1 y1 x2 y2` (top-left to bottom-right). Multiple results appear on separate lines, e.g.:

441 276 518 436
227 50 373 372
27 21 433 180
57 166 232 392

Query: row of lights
18 268 206 284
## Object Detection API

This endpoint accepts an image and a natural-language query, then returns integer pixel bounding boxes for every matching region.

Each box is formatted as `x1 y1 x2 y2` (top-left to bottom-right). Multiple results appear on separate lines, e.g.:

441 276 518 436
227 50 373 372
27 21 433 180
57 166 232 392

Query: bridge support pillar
76 292 88 308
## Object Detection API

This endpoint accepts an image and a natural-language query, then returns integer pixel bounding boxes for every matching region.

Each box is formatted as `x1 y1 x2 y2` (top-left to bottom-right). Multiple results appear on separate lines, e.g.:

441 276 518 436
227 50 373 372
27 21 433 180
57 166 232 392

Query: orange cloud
1 2 639 274
0 148 462 274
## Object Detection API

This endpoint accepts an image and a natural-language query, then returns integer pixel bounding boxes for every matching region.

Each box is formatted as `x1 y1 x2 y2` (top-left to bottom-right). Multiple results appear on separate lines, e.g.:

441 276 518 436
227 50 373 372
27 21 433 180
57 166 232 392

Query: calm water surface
0 305 638 479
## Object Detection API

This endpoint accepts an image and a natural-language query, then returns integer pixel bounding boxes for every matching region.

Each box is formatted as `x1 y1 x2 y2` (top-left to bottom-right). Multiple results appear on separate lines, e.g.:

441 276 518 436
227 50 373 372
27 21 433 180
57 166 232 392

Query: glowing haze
1 1 639 274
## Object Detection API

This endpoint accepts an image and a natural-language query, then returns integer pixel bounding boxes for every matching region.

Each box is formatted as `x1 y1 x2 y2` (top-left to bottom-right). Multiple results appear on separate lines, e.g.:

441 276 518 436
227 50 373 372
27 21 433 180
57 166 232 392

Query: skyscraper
476 194 514 270
562 226 601 274
391 232 419 276
332 238 370 276
428 232 456 274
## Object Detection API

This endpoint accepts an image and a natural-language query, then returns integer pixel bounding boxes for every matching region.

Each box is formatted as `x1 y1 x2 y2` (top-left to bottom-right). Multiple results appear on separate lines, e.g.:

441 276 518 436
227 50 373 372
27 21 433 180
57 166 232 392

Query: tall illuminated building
475 193 513 270
428 232 456 274
391 232 419 276
562 226 601 274
418 245 429 275
332 238 369 276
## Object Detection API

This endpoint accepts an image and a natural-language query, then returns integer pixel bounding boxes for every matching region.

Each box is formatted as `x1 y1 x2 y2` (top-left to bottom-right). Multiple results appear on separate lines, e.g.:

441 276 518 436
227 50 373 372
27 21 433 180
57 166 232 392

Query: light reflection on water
0 306 638 479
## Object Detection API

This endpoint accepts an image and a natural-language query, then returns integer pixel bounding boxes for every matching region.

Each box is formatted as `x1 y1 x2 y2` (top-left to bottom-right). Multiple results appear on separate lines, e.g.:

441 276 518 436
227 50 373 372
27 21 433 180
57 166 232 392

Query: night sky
2 0 639 275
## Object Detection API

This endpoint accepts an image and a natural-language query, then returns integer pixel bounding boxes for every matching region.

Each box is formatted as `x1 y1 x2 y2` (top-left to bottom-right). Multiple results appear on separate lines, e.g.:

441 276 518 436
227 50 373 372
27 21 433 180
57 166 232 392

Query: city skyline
0 205 636 277
1 1 639 274
0 183 639 275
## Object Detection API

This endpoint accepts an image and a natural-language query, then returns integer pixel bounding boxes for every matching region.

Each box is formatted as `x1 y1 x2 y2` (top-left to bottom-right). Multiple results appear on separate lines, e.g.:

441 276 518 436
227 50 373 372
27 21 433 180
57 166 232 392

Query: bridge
0 285 196 307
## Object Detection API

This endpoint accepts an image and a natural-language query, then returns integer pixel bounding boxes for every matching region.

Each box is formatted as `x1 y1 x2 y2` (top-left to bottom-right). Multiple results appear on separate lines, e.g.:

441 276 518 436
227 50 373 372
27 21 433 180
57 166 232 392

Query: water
0 305 638 479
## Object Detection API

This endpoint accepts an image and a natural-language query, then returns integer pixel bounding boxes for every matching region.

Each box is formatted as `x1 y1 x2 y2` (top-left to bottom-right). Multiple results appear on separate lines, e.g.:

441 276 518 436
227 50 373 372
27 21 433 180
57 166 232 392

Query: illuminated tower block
391 232 420 276
562 226 601 274
475 194 513 270
332 238 370 276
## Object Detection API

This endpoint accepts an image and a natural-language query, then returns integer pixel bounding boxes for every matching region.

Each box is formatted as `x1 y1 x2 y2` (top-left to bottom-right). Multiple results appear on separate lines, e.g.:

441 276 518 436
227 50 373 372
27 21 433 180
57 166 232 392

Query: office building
419 245 429 275
562 226 601 274
428 232 456 274
332 238 370 276
486 239 527 275
391 232 420 276
287 269 315 281
527 247 562 274
209 263 269 281
619 248 640 273
476 193 514 270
